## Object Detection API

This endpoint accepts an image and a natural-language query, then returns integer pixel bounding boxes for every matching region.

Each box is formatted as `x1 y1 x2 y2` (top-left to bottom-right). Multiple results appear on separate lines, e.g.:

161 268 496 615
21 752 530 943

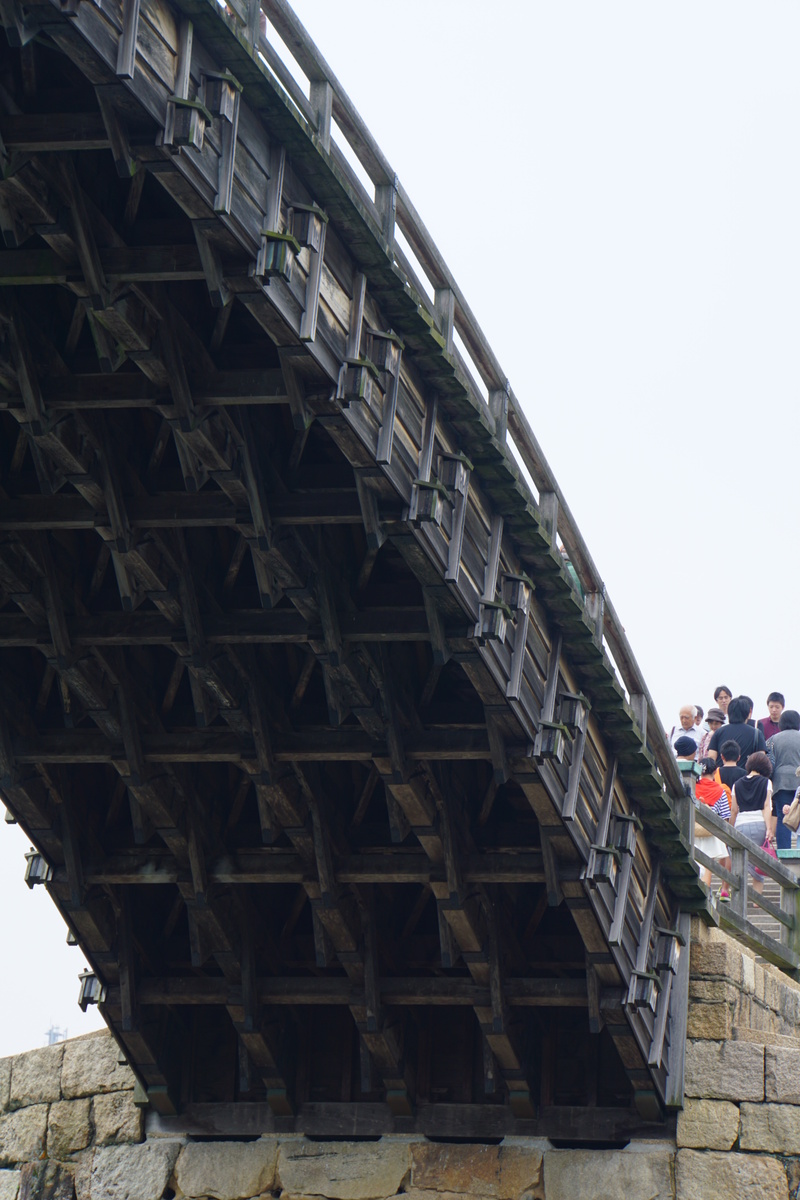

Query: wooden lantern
585 844 620 889
342 357 383 407
613 813 640 858
24 848 52 887
289 202 328 252
170 97 210 150
501 572 533 614
532 722 566 764
78 969 107 1012
256 230 302 282
557 690 589 733
202 69 242 122
475 599 512 645
653 925 684 975
438 452 473 495
367 329 403 375
628 970 661 1013
410 479 447 526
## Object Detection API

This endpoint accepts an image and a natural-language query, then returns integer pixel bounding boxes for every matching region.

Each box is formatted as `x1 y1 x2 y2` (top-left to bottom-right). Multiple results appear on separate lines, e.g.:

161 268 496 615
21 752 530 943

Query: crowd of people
666 690 800 901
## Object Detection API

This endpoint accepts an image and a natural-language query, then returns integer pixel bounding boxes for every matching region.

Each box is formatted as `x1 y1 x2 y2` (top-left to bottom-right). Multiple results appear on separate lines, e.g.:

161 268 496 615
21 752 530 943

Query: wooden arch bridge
0 0 791 1143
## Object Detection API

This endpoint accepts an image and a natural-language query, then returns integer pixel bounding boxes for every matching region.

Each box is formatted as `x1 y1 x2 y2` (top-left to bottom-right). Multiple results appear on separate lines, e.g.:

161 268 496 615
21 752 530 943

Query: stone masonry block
676 1098 740 1150
676 1149 788 1199
89 1142 181 1200
689 979 739 1003
61 1035 134 1100
543 1148 674 1200
411 1142 543 1199
0 1064 9 1115
92 1092 143 1147
766 1046 800 1104
9 1046 63 1110
18 1162 73 1200
686 1002 732 1040
175 1140 277 1199
740 1102 800 1152
742 954 755 994
0 1171 19 1200
0 1107 48 1167
46 1099 91 1159
277 1138 409 1200
684 1039 764 1101
691 940 743 984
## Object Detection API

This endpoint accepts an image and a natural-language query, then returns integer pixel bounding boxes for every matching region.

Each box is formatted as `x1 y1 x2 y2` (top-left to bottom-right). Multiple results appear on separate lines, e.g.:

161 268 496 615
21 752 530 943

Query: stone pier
4 919 800 1200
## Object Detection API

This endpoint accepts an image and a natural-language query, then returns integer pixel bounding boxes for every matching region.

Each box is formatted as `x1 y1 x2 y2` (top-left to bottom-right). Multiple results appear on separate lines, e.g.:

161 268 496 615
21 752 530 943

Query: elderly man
669 705 700 749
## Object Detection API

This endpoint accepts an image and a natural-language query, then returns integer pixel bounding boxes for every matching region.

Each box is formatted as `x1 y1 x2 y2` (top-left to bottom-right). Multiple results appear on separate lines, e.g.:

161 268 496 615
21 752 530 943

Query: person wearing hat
698 707 726 760
673 734 698 761
766 710 800 849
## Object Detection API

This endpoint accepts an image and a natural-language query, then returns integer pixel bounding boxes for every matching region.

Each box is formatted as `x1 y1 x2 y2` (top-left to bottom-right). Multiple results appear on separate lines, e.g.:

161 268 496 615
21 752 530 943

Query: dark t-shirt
733 773 770 814
718 763 746 792
708 722 766 769
758 717 781 741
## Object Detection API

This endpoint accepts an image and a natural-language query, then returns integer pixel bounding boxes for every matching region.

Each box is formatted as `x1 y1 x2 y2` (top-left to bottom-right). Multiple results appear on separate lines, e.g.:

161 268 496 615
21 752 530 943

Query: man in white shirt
669 705 701 749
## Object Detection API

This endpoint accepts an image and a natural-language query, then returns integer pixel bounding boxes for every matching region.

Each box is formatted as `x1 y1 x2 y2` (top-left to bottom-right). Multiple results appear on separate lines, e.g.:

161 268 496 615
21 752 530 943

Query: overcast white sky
3 1 800 1056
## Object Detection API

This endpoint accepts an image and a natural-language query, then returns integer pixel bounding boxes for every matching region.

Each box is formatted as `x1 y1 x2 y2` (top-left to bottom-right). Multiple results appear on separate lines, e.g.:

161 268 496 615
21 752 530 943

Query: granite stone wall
3 919 800 1200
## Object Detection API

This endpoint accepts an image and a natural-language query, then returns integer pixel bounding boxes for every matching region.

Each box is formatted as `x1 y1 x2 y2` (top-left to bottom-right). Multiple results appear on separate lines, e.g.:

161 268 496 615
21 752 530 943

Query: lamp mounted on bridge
501 571 534 614
474 598 513 644
77 969 107 1012
409 478 447 526
585 844 621 889
558 690 590 734
201 68 242 123
166 96 212 151
23 848 52 887
653 924 685 976
627 969 662 1014
341 355 384 411
531 720 568 763
288 201 328 253
255 230 302 283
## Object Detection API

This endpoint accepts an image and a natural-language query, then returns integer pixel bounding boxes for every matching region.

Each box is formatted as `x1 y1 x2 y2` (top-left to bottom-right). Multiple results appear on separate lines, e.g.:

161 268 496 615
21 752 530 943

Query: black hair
720 739 741 762
745 751 772 778
727 697 750 724
768 692 786 707
700 756 717 777
740 694 754 715
695 705 704 719
714 685 733 701
780 710 800 732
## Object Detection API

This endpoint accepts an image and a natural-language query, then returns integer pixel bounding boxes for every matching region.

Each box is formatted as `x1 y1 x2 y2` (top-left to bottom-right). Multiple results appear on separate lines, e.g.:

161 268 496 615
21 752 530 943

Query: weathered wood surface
0 0 708 1130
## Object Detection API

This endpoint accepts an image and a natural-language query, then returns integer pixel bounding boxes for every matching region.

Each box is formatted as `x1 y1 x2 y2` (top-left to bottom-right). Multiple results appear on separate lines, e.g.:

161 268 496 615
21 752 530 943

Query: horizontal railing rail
233 0 684 801
693 803 800 972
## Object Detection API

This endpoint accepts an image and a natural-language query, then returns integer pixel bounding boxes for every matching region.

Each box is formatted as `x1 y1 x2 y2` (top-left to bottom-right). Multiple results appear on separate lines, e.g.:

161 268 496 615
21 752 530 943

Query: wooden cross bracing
0 0 703 1133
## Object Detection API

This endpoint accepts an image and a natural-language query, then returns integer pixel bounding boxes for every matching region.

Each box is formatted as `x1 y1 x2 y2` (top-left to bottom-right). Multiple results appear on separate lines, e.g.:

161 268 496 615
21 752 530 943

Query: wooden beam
107 975 592 1008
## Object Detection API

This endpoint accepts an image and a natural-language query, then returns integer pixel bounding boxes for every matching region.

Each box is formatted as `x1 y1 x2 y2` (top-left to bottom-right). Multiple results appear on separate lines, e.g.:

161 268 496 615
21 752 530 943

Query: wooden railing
199 0 685 805
693 801 800 973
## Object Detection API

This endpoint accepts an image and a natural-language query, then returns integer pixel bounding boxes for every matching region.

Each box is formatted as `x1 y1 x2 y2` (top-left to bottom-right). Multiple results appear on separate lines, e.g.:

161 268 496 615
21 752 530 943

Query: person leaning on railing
695 756 732 900
730 752 775 896
765 709 800 850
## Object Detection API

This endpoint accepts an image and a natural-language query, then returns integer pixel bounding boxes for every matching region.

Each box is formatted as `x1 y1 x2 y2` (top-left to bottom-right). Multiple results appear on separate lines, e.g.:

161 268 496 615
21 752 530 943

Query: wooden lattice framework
0 0 706 1140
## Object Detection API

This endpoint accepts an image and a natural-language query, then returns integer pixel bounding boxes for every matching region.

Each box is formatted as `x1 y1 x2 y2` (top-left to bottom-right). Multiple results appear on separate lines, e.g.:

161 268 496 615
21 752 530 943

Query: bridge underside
0 0 701 1137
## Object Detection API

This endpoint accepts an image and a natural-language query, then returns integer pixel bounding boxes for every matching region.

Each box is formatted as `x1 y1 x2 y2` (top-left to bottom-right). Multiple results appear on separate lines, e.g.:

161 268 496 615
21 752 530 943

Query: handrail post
374 175 398 247
309 78 332 152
